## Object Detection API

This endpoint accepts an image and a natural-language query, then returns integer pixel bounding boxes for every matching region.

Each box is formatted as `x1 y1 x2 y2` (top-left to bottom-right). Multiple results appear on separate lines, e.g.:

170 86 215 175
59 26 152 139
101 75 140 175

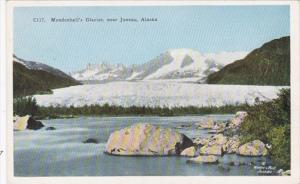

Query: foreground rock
193 136 211 146
14 115 44 131
228 111 248 129
237 140 268 156
209 134 228 146
222 136 240 154
195 134 228 155
199 144 223 155
180 146 197 157
187 155 218 164
105 123 193 156
193 134 227 146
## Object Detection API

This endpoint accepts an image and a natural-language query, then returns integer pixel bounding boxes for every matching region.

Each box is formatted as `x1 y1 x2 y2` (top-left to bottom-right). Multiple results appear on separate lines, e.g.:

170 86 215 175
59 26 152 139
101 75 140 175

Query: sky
14 6 290 72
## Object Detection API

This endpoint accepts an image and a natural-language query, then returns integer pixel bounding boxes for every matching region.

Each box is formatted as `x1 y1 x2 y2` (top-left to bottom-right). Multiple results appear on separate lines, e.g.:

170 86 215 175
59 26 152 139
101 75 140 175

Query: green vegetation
240 88 290 170
207 36 290 86
13 96 249 118
14 62 81 97
37 103 248 117
13 96 39 116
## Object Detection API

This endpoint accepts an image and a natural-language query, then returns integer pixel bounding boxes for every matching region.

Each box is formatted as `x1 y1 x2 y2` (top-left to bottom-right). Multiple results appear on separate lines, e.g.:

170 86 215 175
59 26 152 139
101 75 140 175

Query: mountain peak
167 48 201 57
71 49 248 83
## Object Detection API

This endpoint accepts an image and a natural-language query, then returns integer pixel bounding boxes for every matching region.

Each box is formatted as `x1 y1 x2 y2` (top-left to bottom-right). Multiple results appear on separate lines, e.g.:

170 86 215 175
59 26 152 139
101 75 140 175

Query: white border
5 1 300 184
0 0 7 184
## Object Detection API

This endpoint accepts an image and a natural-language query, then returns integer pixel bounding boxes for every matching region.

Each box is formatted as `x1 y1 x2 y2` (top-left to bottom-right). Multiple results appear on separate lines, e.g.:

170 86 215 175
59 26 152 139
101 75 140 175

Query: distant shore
13 96 249 120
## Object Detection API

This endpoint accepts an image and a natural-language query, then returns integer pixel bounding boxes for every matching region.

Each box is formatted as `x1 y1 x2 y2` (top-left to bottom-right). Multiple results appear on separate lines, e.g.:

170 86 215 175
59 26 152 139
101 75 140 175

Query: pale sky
14 6 290 72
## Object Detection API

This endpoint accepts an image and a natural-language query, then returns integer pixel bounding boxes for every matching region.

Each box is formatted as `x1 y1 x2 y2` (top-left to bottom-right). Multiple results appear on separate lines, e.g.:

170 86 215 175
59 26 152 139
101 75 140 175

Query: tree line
13 96 249 118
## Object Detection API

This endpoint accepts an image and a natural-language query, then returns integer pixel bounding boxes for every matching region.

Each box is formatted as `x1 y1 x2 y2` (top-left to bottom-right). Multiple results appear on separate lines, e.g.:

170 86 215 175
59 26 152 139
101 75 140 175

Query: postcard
4 1 300 184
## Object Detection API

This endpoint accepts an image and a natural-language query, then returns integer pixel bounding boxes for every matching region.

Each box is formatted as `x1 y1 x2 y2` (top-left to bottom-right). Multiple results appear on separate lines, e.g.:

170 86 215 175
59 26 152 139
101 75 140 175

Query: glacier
33 81 287 108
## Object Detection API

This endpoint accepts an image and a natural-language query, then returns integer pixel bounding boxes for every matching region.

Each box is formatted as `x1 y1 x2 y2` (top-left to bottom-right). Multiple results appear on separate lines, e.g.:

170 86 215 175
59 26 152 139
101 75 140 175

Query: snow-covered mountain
71 63 131 82
70 49 248 83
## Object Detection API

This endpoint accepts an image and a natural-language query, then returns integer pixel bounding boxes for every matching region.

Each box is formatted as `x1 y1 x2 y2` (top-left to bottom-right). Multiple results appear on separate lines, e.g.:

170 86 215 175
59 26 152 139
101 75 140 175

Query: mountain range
13 55 80 97
70 49 248 83
13 36 290 98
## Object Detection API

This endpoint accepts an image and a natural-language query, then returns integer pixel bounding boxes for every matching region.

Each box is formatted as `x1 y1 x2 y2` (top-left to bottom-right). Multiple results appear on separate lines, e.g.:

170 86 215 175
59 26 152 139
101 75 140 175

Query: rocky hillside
206 36 290 86
14 55 81 97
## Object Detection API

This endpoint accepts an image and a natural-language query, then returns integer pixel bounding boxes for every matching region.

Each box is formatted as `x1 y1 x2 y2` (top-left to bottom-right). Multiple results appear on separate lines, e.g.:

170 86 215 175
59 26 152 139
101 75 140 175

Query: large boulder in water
237 140 268 156
105 123 194 156
14 115 44 131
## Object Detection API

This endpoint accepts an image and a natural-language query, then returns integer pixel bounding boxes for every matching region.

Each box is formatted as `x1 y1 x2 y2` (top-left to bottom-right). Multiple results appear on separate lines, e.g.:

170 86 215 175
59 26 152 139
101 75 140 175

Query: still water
14 115 270 176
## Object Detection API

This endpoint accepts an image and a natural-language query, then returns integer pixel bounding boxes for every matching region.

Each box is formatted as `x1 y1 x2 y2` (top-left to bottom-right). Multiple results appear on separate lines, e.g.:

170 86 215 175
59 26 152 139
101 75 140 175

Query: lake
14 115 271 176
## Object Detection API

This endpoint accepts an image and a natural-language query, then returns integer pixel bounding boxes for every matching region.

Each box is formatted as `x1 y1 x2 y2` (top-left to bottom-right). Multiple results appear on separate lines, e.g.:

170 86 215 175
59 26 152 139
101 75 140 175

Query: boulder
83 138 99 144
14 115 44 131
197 119 215 129
193 136 211 146
199 144 223 155
209 134 228 146
208 123 226 134
180 146 197 157
237 140 268 156
197 134 227 145
46 127 56 131
187 155 218 164
13 115 28 131
13 115 20 123
212 123 226 130
228 111 248 129
105 123 194 156
222 136 240 154
197 134 228 155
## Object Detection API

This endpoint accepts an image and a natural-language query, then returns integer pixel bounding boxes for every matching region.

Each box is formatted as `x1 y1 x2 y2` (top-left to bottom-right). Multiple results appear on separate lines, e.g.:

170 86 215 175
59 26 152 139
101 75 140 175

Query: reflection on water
14 115 269 176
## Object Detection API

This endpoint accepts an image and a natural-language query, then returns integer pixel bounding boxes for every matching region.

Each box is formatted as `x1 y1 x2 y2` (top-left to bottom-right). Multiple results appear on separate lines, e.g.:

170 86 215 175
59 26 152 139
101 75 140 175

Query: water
14 115 270 176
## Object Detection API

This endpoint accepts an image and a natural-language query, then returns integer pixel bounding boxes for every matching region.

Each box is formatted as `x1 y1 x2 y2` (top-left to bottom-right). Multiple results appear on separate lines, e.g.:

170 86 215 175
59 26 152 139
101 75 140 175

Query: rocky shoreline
104 111 290 175
104 111 260 158
13 112 290 176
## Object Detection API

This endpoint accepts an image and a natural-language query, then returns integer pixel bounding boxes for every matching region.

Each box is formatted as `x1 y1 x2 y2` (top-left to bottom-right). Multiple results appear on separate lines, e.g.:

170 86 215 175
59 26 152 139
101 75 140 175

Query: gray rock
237 140 268 156
46 127 56 131
105 123 193 156
14 115 44 131
83 138 99 144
